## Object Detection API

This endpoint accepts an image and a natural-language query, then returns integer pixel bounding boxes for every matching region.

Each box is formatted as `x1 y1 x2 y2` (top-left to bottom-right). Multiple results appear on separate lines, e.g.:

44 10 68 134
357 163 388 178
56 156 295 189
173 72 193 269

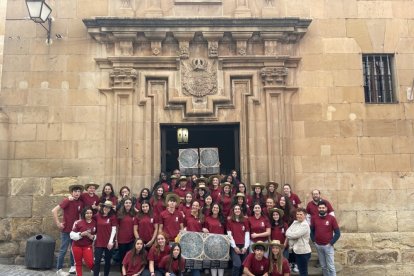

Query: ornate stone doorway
160 124 240 176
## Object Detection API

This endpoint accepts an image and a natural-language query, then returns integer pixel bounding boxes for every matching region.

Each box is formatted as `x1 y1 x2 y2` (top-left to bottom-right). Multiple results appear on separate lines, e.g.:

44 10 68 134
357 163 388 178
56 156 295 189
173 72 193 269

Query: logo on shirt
282 228 285 233
260 265 264 271
325 221 330 226
107 218 110 224
150 218 153 223
175 216 179 222
261 222 265 227
242 226 245 231
292 200 296 204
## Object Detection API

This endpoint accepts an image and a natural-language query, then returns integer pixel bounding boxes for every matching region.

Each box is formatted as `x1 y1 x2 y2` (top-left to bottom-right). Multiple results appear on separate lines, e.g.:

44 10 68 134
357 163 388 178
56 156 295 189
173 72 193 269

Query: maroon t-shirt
159 255 185 274
243 253 269 276
174 187 192 199
59 198 83 233
135 213 158 243
210 188 221 203
117 214 136 244
248 215 271 242
184 214 203 232
306 200 334 218
270 258 290 276
204 216 225 234
94 213 118 247
160 209 183 241
270 223 288 244
220 195 232 217
122 250 146 276
289 193 301 208
178 203 192 219
226 218 249 245
148 245 171 268
311 215 339 245
150 197 165 218
71 219 96 247
80 193 99 209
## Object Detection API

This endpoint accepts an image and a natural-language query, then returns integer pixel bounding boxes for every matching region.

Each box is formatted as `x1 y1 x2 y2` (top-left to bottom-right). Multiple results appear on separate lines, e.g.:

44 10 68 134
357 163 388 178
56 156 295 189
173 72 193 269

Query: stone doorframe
83 18 311 188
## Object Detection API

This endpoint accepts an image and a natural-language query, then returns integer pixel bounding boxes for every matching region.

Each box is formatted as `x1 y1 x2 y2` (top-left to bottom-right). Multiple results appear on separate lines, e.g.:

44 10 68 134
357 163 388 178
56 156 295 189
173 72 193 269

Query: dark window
362 54 395 103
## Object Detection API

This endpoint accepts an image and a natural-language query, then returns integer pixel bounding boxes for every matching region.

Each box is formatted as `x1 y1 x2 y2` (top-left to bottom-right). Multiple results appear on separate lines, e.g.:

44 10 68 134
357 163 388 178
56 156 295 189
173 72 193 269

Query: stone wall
0 1 413 275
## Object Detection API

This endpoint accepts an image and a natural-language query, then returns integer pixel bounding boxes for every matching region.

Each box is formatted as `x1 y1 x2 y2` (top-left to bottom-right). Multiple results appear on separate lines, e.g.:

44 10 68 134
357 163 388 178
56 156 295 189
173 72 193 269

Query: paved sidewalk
0 264 121 276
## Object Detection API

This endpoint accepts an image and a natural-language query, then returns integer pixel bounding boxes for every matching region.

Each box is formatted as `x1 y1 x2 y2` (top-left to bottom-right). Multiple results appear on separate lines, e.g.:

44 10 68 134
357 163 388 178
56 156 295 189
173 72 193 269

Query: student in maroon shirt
52 184 84 275
150 186 166 219
158 243 186 276
134 200 158 250
178 192 193 219
310 201 340 276
122 238 148 276
227 205 250 276
251 183 266 208
117 197 138 270
159 193 183 242
203 203 226 276
135 188 151 212
148 232 171 276
265 181 282 203
269 208 289 259
70 206 96 276
268 240 290 276
283 184 301 209
306 189 335 221
174 176 192 201
263 197 276 218
202 195 213 217
219 182 233 218
209 175 222 202
184 201 203 232
93 200 118 276
242 241 269 276
100 183 118 211
232 192 251 217
248 203 271 246
277 196 294 226
194 181 209 207
81 182 100 213
235 182 252 206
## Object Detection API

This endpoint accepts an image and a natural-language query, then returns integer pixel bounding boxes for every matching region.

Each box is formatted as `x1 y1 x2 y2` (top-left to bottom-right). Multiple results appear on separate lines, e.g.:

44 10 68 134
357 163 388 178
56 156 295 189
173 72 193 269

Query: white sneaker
56 269 69 276
69 266 76 274
293 264 299 273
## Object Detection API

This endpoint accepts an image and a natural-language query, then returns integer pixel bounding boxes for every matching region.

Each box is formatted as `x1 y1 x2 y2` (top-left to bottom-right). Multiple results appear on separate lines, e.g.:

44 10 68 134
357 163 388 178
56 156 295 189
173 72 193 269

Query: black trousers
94 247 113 276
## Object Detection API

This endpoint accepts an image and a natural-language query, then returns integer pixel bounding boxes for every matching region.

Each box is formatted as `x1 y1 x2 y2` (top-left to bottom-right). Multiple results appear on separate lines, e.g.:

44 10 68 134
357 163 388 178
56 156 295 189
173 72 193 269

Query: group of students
53 170 340 276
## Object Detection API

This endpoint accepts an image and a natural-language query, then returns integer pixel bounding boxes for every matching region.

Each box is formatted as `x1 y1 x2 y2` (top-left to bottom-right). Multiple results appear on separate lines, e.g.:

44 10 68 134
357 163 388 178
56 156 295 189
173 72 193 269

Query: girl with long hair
202 195 213 217
248 203 271 249
116 197 138 270
250 183 266 208
93 201 118 276
135 188 150 212
150 186 166 218
269 208 289 258
159 243 186 276
235 182 252 206
226 205 250 276
203 203 226 276
100 183 118 210
134 200 158 250
148 232 171 276
151 172 170 195
219 182 233 218
277 196 294 226
184 200 203 232
266 181 281 203
122 238 148 276
209 175 222 202
268 240 290 276
178 192 193 219
117 186 137 210
70 206 96 276
232 192 251 217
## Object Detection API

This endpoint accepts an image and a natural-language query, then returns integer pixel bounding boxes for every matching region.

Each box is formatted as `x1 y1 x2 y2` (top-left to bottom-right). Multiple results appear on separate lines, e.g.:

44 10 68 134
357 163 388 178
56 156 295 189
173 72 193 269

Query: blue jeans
230 246 247 276
315 244 336 276
295 252 311 276
56 232 74 270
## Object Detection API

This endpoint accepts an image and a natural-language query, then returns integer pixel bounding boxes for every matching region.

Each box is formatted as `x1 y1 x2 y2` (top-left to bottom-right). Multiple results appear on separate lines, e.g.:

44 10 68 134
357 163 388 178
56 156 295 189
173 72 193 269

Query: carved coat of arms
181 58 217 98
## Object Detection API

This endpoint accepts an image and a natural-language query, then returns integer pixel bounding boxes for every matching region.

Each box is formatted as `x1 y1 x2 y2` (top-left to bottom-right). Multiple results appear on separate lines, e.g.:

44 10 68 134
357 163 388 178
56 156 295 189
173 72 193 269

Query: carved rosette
110 68 138 88
260 67 288 86
181 58 217 98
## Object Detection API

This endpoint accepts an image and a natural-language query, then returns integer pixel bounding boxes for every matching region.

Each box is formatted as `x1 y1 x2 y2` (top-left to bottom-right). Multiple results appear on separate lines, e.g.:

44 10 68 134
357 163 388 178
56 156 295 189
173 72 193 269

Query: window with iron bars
362 54 396 103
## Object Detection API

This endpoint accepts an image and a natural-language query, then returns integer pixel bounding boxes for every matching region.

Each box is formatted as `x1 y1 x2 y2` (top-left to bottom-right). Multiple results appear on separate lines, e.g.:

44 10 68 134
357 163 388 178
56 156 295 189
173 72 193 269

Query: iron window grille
362 54 396 103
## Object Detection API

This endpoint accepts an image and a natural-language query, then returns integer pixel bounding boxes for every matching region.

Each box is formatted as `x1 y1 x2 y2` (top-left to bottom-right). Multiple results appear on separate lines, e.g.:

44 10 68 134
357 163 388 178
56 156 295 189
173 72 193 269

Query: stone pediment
83 17 311 118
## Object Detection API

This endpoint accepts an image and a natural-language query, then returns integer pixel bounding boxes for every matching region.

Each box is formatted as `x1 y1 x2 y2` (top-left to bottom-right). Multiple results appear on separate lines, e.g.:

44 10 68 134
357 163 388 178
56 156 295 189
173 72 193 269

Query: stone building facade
0 0 413 275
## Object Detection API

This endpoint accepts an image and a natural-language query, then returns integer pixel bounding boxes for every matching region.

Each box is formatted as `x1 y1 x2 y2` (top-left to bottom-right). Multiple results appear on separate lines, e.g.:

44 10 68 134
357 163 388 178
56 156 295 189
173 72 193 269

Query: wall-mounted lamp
177 128 189 144
25 0 52 44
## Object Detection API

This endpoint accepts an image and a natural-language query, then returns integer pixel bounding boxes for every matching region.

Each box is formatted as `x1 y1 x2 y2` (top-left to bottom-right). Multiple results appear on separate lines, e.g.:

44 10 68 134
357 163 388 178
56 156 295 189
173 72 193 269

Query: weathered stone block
18 240 26 256
0 219 11 241
42 217 61 241
32 196 64 218
357 1 392 18
335 233 372 250
0 196 6 218
9 124 37 141
304 121 340 137
359 137 393 154
402 249 414 264
345 19 372 51
6 196 32 218
372 232 402 249
36 123 62 141
365 104 403 120
301 156 338 173
374 154 411 172
0 241 19 257
363 120 396 136
21 159 63 177
46 141 78 159
348 249 399 265
336 211 357 232
10 177 48 196
297 71 334 87
323 38 360 54
292 104 323 121
62 123 87 140
337 155 375 172
397 211 414 232
78 140 105 158
357 211 397 232
11 218 42 240
51 177 78 195
341 265 386 276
